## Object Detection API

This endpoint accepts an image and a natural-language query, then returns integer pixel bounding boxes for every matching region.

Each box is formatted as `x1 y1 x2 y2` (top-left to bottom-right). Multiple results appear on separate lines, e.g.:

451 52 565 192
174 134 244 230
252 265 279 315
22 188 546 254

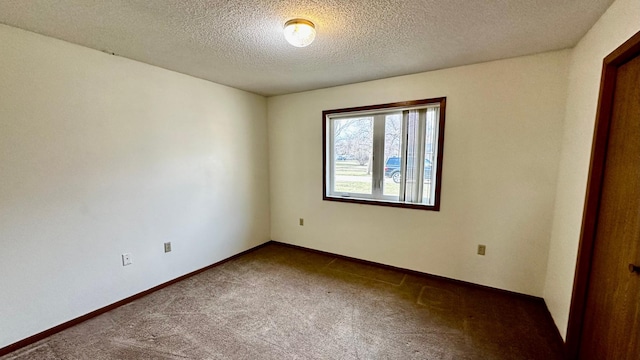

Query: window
323 98 446 210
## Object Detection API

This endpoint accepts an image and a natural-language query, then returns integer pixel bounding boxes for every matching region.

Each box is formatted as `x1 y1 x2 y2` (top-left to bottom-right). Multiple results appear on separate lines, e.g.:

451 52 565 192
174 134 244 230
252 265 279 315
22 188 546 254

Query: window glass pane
423 107 439 205
333 117 373 195
383 114 402 197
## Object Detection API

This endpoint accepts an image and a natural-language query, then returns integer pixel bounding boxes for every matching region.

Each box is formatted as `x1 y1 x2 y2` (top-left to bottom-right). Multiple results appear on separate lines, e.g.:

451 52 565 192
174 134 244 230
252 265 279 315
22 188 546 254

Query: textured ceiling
0 0 614 96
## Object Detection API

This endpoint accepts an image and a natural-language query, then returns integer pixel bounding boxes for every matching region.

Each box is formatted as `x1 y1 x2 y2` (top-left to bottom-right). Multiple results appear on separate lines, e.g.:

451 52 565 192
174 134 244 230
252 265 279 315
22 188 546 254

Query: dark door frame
565 30 640 359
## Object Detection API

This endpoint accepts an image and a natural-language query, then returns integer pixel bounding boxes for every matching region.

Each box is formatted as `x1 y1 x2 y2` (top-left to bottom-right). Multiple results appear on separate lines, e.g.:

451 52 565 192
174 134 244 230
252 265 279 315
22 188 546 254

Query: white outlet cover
122 253 132 266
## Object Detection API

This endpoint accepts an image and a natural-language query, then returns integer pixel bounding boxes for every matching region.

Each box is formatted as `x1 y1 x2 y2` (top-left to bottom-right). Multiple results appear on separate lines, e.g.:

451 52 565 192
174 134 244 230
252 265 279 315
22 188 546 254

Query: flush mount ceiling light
283 18 316 47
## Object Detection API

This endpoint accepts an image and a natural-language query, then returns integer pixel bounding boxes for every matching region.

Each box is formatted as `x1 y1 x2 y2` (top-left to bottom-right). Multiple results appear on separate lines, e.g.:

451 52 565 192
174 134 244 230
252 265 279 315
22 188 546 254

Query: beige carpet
1 243 564 359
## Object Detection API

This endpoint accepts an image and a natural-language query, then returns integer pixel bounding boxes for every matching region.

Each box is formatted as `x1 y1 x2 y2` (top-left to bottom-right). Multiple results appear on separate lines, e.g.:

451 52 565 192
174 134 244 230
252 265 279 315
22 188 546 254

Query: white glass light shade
283 19 316 47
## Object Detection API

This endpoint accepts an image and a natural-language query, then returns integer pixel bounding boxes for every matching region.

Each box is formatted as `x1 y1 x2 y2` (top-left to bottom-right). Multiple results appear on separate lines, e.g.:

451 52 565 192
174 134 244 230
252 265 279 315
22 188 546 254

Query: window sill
323 195 440 211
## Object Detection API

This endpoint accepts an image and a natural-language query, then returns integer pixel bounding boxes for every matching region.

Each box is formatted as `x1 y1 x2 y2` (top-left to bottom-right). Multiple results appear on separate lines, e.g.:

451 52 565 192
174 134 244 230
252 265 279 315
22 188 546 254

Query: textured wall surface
0 0 613 95
0 24 270 348
268 50 570 297
543 0 640 340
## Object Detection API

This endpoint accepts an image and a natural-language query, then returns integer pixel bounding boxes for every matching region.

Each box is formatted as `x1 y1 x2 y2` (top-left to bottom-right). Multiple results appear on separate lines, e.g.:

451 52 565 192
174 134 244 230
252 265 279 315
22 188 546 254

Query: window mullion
329 119 335 194
372 115 385 198
399 111 409 202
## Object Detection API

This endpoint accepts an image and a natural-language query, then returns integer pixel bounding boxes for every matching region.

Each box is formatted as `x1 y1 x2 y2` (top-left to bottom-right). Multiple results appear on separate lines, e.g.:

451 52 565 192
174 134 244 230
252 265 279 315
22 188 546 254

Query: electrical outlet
477 245 486 256
164 242 172 253
299 218 304 226
122 253 132 266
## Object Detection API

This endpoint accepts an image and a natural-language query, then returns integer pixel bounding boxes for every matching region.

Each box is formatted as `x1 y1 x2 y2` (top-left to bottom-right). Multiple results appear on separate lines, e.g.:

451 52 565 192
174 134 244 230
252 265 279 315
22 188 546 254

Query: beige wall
268 50 570 297
0 24 270 348
543 0 640 340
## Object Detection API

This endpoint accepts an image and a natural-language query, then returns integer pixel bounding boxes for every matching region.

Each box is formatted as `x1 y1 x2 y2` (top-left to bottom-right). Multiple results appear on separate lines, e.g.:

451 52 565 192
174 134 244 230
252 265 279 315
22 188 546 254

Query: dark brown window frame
322 97 446 211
